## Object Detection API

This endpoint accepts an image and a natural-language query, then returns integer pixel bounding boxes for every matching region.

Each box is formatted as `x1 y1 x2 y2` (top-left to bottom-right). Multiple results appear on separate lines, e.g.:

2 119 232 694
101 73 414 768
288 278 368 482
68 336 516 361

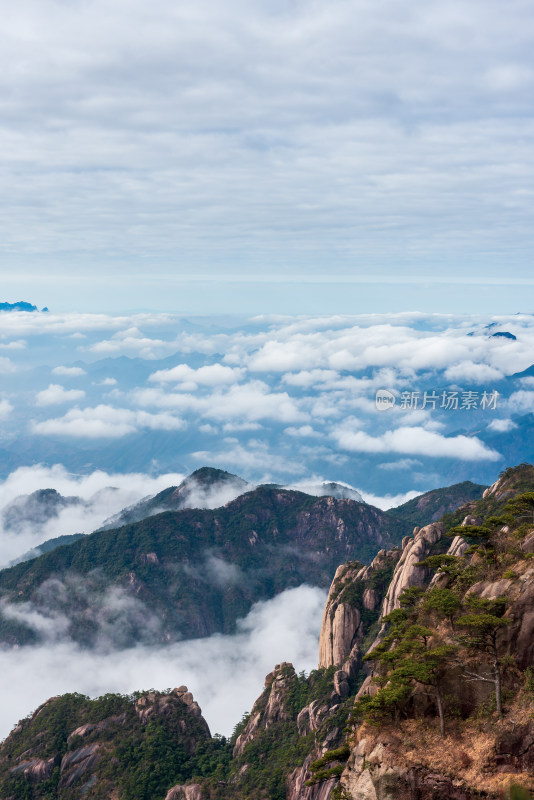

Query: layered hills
0 480 411 648
3 463 534 800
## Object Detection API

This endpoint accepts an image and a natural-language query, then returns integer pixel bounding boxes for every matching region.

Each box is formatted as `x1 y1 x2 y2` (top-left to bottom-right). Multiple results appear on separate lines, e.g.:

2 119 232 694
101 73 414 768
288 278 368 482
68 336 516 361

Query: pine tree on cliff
457 595 510 717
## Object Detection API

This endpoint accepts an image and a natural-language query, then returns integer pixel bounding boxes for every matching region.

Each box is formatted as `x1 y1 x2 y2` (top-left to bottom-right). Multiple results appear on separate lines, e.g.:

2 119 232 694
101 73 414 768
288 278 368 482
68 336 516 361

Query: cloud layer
0 585 326 740
0 0 533 289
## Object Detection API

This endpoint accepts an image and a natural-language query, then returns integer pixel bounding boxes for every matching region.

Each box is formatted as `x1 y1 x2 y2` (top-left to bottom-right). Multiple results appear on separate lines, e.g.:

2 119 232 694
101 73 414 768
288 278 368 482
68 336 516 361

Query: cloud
377 458 423 471
487 418 518 433
359 489 422 511
284 425 323 438
204 555 244 588
508 390 534 413
134 381 308 424
150 363 244 386
0 357 15 374
0 464 187 567
170 475 251 512
31 405 185 438
281 369 340 388
444 361 504 384
331 424 501 461
0 585 326 740
0 340 26 350
0 399 13 419
0 0 532 298
88 328 179 359
52 366 87 377
191 439 306 478
36 384 86 406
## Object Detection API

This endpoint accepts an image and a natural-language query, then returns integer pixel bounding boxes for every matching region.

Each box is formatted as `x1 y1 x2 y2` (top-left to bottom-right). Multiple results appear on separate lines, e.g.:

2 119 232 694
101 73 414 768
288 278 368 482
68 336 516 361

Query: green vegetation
0 486 411 648
352 482 534 736
223 665 357 800
0 691 219 800
388 481 486 527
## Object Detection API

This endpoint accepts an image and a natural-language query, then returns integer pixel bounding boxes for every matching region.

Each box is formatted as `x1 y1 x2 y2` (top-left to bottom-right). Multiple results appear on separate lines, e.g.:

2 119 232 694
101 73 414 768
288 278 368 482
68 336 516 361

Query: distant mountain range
0 466 493 650
0 301 43 312
386 479 486 527
0 478 410 648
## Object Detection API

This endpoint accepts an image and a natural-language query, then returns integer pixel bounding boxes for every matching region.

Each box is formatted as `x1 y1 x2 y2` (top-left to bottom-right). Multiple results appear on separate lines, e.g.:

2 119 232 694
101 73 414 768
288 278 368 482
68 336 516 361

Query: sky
1 0 534 314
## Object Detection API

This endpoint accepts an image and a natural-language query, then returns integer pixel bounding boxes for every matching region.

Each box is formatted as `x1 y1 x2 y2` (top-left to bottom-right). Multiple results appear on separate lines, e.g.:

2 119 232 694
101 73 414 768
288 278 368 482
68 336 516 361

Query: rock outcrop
379 523 443 619
233 662 296 757
318 549 401 673
0 688 211 799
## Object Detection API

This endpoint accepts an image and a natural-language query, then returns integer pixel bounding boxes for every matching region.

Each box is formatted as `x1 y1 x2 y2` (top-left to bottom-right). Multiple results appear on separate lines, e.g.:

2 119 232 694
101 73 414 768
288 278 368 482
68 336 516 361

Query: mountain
0 301 38 312
387 479 487 527
289 481 364 503
1 489 82 532
99 467 250 529
0 688 213 800
4 463 534 799
0 485 411 648
11 533 87 565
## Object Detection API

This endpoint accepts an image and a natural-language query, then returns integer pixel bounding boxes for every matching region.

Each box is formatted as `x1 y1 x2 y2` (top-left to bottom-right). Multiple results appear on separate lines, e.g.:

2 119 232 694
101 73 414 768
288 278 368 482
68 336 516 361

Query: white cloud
0 464 187 567
88 329 178 359
36 384 86 406
444 361 504 383
0 399 13 419
0 357 15 374
98 377 118 386
331 424 500 461
134 381 308 424
0 340 26 350
282 369 340 388
191 439 306 478
52 366 87 377
487 418 518 432
150 363 244 386
0 585 326 740
359 489 422 511
508 390 534 413
32 405 185 438
284 425 323 438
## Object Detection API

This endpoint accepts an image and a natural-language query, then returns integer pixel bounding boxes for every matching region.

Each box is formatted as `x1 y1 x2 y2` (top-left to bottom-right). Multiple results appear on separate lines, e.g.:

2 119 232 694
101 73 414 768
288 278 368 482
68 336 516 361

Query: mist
0 584 326 741
0 465 186 567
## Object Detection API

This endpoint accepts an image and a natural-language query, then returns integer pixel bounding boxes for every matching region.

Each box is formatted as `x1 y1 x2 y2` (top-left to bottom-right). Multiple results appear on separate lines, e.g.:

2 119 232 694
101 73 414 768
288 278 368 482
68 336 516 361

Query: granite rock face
318 549 401 673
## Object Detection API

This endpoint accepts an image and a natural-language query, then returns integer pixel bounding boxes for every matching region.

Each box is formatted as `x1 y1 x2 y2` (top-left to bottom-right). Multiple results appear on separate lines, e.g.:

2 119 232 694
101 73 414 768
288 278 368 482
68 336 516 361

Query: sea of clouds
0 585 326 740
0 311 533 495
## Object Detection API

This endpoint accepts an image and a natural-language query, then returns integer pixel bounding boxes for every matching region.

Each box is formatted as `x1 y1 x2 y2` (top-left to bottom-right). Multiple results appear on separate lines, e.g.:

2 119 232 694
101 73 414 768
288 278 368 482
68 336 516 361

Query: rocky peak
233 662 296 757
318 548 401 674
379 522 443 619
0 688 211 799
482 463 534 502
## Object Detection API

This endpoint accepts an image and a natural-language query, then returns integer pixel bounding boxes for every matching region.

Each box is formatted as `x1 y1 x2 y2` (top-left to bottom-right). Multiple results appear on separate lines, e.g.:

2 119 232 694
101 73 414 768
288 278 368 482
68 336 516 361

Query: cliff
332 463 534 800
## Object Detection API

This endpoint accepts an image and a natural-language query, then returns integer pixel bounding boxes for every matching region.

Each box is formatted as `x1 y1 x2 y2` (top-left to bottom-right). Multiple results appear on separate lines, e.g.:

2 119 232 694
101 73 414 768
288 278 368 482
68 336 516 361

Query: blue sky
1 0 533 314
